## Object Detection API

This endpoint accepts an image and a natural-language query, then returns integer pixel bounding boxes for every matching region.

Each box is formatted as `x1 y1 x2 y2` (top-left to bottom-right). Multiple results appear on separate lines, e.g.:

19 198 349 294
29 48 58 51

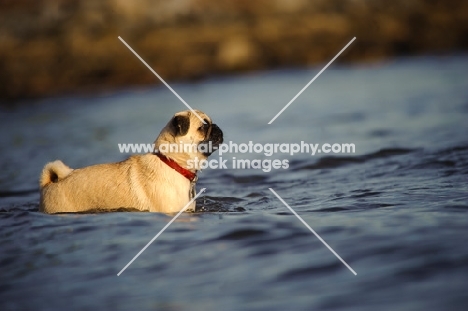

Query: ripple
216 228 268 240
195 195 246 212
0 189 37 198
277 262 342 280
293 147 417 170
314 207 350 212
228 174 269 183
349 191 382 199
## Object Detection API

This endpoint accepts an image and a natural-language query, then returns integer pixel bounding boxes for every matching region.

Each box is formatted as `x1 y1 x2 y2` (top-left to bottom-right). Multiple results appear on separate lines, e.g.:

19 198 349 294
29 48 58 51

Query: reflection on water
1 56 468 311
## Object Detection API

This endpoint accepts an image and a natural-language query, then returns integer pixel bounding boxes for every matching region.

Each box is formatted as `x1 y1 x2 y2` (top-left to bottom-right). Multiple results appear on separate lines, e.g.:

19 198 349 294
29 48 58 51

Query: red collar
154 152 197 182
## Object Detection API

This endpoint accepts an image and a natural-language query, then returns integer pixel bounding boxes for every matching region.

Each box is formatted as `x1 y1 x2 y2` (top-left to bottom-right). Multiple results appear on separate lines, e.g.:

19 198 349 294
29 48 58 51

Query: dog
39 110 223 214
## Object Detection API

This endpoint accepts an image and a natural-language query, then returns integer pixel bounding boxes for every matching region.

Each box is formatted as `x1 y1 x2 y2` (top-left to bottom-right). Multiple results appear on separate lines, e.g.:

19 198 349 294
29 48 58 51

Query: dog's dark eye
198 123 210 132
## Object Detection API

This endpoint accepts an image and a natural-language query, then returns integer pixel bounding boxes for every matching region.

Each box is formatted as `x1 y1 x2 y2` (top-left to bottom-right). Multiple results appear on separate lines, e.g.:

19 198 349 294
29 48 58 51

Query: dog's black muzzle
201 124 223 156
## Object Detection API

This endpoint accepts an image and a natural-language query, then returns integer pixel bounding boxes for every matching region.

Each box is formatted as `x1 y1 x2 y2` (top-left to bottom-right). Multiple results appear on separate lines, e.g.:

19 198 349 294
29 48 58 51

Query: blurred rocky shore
1 0 467 103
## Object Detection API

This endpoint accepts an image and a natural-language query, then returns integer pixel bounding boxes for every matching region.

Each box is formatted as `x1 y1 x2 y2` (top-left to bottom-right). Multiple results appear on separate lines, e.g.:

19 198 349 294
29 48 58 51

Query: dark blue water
1 55 468 311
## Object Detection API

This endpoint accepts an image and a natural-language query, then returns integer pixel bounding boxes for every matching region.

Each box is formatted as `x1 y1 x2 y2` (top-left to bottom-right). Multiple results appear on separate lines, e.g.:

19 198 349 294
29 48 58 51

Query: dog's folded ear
172 115 190 136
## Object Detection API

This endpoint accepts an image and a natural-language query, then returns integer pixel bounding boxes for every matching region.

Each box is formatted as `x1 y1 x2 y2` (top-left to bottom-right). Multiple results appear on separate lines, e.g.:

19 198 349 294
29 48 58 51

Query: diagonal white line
268 37 356 124
269 188 357 275
118 36 206 124
117 188 206 276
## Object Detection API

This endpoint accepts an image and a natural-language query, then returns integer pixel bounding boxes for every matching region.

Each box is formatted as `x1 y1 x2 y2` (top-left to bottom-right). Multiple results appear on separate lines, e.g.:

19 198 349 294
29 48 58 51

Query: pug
39 110 223 214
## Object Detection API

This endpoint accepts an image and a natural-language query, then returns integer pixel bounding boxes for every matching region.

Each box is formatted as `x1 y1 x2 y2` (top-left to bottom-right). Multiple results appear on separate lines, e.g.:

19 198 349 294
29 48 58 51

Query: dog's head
155 110 223 170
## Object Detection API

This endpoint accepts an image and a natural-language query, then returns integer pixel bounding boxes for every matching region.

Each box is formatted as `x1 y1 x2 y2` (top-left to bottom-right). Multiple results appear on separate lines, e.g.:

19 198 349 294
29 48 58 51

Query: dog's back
40 160 73 188
39 155 191 214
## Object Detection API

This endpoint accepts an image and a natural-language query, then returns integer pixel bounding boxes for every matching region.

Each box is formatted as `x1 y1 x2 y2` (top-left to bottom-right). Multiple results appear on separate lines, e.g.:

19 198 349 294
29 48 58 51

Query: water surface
1 56 468 311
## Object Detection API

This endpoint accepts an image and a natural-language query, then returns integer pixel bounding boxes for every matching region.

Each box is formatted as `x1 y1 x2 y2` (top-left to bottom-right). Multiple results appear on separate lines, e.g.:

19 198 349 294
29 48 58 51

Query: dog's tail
40 160 73 188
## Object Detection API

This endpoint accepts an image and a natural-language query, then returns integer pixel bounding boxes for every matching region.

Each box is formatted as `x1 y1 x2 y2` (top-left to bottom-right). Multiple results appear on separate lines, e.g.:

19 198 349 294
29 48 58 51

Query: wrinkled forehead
175 110 212 123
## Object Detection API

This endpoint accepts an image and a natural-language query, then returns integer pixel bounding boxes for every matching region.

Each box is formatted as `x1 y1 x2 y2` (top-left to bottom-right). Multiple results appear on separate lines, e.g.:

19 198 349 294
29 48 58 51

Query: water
1 55 468 311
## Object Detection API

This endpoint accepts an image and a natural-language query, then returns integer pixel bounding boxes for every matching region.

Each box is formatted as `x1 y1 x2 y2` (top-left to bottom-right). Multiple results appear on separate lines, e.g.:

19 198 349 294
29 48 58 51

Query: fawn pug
39 110 223 214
